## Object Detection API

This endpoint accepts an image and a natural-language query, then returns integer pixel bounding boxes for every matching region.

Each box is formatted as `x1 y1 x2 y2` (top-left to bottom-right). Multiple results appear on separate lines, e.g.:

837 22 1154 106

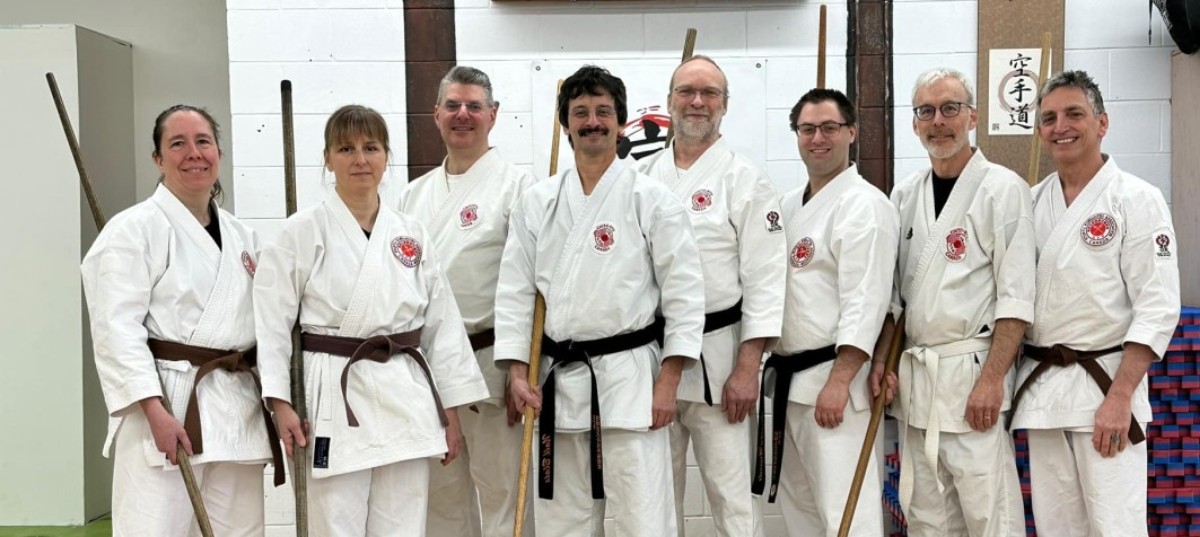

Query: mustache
577 126 610 137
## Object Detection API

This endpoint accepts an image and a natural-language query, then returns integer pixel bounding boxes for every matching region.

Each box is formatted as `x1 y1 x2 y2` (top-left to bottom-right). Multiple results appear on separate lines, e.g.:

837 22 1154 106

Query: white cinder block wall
226 1 1174 536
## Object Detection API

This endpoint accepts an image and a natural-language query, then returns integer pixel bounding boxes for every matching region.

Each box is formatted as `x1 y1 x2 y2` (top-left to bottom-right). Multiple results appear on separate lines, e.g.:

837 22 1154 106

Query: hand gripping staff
47 72 215 537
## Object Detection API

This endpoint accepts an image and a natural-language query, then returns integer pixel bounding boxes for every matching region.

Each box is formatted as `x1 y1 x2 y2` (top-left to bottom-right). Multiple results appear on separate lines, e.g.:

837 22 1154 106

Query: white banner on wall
531 58 767 177
987 48 1050 136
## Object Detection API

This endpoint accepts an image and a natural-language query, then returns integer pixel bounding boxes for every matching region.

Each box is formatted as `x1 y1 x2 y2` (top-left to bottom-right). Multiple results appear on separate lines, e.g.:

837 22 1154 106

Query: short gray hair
911 67 976 107
436 65 497 107
1037 70 1105 118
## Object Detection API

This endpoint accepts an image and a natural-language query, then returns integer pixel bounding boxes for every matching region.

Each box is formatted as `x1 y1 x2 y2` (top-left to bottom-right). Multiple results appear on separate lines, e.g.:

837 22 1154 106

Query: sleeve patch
1155 233 1174 259
765 211 783 233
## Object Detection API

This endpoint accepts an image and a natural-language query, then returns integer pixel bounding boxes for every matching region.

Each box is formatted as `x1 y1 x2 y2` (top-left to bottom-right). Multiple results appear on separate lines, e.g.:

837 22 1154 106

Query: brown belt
468 328 495 353
300 330 448 429
146 339 285 486
1014 344 1144 444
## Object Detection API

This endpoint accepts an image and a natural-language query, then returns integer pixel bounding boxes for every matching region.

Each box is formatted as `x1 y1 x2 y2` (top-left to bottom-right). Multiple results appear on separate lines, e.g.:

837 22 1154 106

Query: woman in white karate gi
255 104 488 537
82 105 280 536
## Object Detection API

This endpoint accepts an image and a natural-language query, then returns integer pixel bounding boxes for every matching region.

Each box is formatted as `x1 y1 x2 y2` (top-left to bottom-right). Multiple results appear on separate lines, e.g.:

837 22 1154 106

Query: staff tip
281 79 292 92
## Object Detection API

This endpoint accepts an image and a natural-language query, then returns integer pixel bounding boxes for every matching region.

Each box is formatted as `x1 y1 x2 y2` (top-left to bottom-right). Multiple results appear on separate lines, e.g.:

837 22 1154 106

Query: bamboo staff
280 79 309 537
512 79 563 537
836 312 906 537
818 4 828 89
1026 32 1053 187
663 28 699 147
47 72 215 537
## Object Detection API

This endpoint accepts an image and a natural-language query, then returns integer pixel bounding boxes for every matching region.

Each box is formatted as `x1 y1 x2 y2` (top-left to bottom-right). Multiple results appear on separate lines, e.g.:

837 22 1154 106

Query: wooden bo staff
279 79 309 537
836 312 906 537
1026 32 1053 187
46 72 215 537
818 4 828 89
663 27 699 147
512 78 563 537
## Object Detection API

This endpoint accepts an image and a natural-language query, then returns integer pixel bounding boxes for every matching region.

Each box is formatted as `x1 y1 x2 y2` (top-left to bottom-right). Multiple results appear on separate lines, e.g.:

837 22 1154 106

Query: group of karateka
81 54 1180 537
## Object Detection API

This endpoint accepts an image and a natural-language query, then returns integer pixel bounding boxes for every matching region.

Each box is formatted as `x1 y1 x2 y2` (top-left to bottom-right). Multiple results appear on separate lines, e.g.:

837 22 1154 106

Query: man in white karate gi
634 55 785 537
494 64 706 537
401 65 534 537
872 67 1032 537
1012 70 1179 537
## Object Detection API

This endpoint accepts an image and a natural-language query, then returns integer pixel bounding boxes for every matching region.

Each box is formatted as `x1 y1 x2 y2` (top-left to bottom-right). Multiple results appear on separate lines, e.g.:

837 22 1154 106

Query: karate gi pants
535 428 676 537
427 402 532 537
309 457 430 537
670 400 756 537
900 422 1024 537
111 414 265 537
1027 428 1148 537
778 402 883 537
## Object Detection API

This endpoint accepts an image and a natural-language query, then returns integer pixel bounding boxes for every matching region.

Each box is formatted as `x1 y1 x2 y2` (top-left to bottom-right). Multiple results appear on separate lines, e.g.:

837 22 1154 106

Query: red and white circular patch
241 251 256 277
945 227 968 262
790 237 815 268
460 204 479 229
391 236 423 267
691 189 713 212
593 223 615 254
1081 213 1117 247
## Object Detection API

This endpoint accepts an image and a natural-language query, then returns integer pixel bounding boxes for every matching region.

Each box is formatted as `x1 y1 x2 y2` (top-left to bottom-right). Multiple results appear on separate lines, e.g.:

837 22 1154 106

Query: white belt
897 336 993 512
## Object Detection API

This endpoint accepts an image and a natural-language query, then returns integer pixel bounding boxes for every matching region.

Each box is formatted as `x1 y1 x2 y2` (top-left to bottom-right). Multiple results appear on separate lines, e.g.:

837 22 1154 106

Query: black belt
752 345 838 503
468 328 495 353
538 322 661 501
1014 344 1143 444
147 339 286 487
656 299 743 406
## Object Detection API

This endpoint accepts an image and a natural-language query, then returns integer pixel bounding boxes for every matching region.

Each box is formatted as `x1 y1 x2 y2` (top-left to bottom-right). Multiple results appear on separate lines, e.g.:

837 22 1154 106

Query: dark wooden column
846 0 894 193
403 0 456 180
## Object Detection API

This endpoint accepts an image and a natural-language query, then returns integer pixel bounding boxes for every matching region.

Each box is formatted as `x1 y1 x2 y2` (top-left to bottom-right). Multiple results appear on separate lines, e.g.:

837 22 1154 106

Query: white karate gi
401 149 534 537
494 160 706 537
82 184 270 536
890 149 1033 537
1013 156 1179 537
772 165 897 536
636 139 785 537
255 192 489 537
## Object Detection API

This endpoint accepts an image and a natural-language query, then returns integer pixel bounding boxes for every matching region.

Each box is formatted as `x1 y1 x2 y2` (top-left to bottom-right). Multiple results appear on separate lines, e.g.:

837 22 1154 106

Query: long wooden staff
513 78 563 537
1026 32 1053 187
47 72 215 537
663 27 698 147
818 4 828 89
836 312 906 537
280 80 309 537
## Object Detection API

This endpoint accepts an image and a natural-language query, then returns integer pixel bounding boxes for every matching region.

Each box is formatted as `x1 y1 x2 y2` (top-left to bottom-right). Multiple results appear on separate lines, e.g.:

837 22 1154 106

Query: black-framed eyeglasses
913 101 972 121
795 121 850 137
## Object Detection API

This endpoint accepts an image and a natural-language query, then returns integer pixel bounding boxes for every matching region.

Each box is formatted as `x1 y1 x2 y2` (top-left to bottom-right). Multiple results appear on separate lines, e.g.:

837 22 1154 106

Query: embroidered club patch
691 189 713 212
241 251 256 277
1156 233 1173 258
593 223 615 254
765 211 783 233
460 204 479 229
391 236 423 267
1081 213 1117 247
945 227 968 262
790 237 815 268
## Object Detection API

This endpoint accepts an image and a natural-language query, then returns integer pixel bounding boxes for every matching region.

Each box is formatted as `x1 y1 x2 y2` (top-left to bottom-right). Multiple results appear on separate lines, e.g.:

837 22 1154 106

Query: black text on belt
656 298 743 407
300 330 449 429
751 345 837 503
1014 344 1144 444
538 322 660 501
147 338 286 487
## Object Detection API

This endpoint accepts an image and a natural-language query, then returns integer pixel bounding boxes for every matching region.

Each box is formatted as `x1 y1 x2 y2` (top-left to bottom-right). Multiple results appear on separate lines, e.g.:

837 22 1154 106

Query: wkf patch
765 211 783 233
391 236 423 267
459 204 479 229
1081 213 1117 248
1156 233 1173 259
790 237 815 268
593 223 616 254
691 189 713 212
240 251 256 277
945 227 968 262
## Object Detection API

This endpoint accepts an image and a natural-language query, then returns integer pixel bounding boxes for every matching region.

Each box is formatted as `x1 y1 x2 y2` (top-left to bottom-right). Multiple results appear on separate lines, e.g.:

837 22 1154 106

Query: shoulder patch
1155 233 1174 259
391 236 423 267
765 211 783 233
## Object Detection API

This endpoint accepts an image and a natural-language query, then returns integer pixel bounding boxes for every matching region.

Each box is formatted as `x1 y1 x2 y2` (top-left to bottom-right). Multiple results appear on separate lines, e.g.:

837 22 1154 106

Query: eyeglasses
441 101 488 114
672 86 726 101
912 101 971 121
795 121 850 137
